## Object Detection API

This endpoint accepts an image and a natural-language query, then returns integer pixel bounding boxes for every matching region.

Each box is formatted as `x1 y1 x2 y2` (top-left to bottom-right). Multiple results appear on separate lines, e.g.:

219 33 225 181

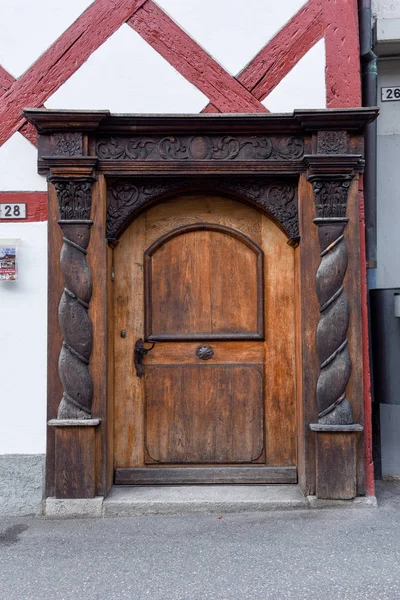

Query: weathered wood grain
146 226 262 339
115 466 297 485
145 365 264 464
46 183 64 497
113 213 146 468
262 215 296 467
55 427 96 499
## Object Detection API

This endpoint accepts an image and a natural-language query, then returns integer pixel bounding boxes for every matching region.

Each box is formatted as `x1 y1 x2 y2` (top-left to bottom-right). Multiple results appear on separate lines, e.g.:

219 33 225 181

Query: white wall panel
0 222 47 454
262 40 326 112
45 24 208 113
377 59 400 136
372 0 400 19
0 0 94 78
155 0 307 75
376 59 400 288
0 133 46 192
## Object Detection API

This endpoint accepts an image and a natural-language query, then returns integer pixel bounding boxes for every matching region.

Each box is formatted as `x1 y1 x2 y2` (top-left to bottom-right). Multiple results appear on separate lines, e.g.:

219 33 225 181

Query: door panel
113 194 297 480
145 364 263 463
145 225 263 340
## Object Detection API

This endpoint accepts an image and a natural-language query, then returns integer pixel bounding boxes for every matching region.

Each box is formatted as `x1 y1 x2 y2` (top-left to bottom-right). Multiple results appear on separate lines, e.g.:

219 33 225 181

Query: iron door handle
134 338 155 378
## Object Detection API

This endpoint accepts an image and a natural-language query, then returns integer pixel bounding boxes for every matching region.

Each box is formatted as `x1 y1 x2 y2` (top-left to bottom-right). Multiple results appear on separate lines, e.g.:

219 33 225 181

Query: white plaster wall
376 58 400 288
155 0 307 75
45 24 208 113
0 0 94 78
262 40 326 112
0 134 47 192
0 221 47 454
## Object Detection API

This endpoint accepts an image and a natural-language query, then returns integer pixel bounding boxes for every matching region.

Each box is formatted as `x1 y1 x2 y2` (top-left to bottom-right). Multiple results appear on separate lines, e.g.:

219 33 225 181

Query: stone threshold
44 485 378 518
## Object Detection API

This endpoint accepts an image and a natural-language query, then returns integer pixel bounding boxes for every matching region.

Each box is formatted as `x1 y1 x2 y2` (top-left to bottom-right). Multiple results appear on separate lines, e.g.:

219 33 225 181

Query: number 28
4 205 21 217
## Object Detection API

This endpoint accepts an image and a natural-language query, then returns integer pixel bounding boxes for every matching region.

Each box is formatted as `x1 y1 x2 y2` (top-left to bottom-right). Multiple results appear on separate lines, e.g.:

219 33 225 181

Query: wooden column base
309 424 363 500
48 419 101 499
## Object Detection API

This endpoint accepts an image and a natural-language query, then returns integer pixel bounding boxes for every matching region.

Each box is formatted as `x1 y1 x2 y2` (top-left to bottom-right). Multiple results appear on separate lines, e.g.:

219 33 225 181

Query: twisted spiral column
311 175 354 425
52 178 94 419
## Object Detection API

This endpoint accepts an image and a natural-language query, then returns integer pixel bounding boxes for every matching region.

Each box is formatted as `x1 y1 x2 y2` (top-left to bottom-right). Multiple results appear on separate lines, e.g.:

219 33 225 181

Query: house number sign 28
0 203 27 219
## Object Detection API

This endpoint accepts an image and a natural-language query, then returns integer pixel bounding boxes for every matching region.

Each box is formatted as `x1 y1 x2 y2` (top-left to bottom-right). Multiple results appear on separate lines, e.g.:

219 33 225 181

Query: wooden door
113 194 297 484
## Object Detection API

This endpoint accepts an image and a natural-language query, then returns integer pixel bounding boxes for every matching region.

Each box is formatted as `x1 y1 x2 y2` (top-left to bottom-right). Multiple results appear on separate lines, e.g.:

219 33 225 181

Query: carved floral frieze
96 135 304 162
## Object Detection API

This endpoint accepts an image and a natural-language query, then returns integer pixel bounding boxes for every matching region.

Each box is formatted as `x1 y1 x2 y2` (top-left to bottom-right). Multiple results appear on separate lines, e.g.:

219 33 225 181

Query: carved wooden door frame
25 108 377 501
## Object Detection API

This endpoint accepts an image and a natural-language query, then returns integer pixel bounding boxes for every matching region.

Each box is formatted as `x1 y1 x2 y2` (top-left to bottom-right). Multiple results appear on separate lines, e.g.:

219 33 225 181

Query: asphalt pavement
0 481 399 600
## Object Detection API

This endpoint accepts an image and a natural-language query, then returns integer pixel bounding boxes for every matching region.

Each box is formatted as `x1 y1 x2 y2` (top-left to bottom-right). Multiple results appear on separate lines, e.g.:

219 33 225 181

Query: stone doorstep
44 486 378 519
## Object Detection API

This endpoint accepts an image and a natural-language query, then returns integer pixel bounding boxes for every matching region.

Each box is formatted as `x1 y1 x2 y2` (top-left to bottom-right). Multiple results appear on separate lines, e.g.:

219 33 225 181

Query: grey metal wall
376 59 400 289
373 51 400 477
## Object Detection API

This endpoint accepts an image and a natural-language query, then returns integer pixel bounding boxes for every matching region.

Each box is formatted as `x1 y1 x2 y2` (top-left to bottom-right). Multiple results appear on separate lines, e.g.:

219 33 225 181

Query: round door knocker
196 345 214 360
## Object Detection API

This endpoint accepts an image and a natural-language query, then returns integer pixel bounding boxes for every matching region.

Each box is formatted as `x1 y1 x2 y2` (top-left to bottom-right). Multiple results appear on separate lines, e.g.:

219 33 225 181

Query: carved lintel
308 173 355 425
106 178 299 243
50 176 95 419
96 134 304 162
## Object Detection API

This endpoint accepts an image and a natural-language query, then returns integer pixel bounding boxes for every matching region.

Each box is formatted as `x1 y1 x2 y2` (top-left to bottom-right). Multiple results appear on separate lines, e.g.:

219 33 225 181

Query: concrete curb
306 495 378 509
43 488 379 519
45 497 104 519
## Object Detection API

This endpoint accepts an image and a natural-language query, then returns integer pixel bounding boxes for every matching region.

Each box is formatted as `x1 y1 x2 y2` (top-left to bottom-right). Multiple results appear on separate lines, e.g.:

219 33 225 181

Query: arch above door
106 178 300 245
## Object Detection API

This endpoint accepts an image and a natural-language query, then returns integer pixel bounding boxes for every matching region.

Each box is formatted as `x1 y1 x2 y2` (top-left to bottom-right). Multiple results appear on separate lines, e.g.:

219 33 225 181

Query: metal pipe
358 0 378 492
359 0 378 275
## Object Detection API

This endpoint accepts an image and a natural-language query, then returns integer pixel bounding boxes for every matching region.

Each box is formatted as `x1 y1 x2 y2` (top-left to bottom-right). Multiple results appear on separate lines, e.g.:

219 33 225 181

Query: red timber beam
201 0 323 113
239 0 323 102
323 0 362 107
0 192 47 221
0 67 38 146
0 0 148 147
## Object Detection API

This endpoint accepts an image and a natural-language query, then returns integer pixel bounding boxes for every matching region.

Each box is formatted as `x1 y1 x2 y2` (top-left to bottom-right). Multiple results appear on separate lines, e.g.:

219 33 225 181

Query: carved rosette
317 131 347 154
310 174 354 425
51 177 94 419
53 132 83 157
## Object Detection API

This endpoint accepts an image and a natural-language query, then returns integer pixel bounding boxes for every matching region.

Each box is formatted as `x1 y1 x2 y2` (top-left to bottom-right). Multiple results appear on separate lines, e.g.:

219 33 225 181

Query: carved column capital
50 175 95 419
308 173 354 221
50 177 94 221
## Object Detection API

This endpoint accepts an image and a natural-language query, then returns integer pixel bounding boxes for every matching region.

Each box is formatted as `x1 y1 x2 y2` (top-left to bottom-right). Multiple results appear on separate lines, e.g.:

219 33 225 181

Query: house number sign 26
381 87 400 102
0 203 27 219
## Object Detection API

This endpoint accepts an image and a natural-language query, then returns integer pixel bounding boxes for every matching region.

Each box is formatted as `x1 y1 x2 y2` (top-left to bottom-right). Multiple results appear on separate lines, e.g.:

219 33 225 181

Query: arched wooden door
113 194 297 484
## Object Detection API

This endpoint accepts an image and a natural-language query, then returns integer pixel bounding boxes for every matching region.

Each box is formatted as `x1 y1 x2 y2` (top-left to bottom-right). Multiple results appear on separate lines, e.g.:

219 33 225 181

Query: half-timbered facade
0 0 376 514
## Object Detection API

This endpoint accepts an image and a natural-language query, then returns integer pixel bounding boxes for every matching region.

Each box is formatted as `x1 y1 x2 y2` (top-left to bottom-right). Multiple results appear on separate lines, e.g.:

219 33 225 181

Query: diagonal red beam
238 0 323 101
0 65 15 94
201 0 323 113
0 64 39 146
0 0 147 147
129 1 267 114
